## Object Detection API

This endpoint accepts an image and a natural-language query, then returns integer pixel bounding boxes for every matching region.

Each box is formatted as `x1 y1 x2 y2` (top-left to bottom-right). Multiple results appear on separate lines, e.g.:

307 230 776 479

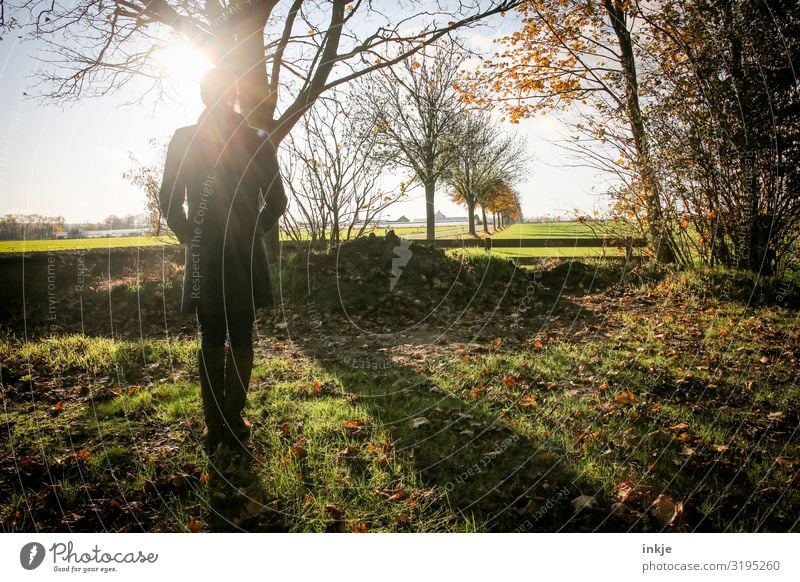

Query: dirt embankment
1 234 629 338
0 246 189 337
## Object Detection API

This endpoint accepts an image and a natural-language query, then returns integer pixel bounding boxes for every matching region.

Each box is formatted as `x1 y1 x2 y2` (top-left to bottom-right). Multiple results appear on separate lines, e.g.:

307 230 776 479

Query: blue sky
0 19 611 224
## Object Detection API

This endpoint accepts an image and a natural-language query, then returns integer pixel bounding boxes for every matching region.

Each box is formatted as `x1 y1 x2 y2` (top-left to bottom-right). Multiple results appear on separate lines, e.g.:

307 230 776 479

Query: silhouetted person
158 68 287 456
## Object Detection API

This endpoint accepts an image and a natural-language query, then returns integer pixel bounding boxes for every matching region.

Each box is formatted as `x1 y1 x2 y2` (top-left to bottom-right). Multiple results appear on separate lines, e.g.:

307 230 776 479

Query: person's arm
158 129 192 244
254 136 288 234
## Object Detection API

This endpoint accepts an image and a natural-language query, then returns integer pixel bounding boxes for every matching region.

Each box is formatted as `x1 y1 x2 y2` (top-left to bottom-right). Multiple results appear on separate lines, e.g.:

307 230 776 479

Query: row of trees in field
281 42 525 244
0 213 149 240
466 0 799 275
0 214 65 240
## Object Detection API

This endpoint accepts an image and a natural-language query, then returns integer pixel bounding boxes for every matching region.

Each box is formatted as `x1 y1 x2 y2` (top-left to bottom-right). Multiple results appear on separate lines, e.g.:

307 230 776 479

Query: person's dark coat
158 107 288 318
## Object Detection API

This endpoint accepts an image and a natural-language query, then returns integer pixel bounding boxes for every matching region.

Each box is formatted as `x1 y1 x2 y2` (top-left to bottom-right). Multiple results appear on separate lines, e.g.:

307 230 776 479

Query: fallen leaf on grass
291 442 308 460
188 519 203 533
650 494 682 526
387 491 408 502
336 446 361 460
325 504 344 520
342 419 368 437
410 417 430 429
571 495 598 512
614 480 636 503
614 391 635 404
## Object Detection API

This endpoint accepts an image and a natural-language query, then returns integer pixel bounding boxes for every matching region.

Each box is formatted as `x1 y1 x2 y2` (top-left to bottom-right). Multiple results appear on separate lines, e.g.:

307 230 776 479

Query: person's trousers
196 308 254 446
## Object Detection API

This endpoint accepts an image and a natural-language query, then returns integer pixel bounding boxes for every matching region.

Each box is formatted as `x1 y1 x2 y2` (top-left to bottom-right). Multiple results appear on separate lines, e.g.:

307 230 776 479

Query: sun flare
156 40 213 87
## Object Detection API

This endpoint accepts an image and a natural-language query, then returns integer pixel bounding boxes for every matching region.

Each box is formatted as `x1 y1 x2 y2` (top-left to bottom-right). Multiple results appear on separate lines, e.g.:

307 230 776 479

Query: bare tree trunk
468 202 477 236
425 178 436 241
481 205 489 234
222 7 281 259
604 0 676 264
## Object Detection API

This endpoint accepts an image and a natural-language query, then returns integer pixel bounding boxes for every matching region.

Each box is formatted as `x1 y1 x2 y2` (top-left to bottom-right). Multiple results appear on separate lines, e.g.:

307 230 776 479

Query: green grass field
0 222 641 258
0 235 179 253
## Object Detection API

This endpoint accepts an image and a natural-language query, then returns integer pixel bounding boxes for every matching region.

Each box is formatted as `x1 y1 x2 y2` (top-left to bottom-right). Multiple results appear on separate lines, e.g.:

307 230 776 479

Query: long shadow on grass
298 348 623 532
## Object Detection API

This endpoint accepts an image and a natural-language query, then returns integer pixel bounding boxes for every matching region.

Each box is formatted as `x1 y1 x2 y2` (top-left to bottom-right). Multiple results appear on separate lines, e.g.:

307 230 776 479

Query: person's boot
222 346 254 447
198 345 226 454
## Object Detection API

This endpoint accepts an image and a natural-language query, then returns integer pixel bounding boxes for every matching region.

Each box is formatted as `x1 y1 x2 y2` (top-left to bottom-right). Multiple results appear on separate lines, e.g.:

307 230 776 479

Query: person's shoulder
170 125 198 145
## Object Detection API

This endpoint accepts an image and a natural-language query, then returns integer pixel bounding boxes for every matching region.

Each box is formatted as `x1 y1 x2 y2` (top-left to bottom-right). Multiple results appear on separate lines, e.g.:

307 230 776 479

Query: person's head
200 68 238 110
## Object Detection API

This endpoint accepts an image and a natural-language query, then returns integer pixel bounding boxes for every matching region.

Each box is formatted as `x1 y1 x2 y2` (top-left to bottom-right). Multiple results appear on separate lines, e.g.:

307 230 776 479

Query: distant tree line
0 214 65 240
0 213 147 240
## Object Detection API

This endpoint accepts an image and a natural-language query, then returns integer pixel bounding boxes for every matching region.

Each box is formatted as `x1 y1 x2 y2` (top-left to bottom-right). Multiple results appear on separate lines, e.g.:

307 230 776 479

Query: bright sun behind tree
155 39 212 89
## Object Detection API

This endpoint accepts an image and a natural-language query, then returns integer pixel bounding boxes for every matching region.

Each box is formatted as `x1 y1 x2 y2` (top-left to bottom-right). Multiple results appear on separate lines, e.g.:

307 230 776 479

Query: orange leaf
188 519 203 533
350 521 368 533
387 491 408 502
502 375 518 387
533 339 544 349
614 390 635 404
489 337 503 350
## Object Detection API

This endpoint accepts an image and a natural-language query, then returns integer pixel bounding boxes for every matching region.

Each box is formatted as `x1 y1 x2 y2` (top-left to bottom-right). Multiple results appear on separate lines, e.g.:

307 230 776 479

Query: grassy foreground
1 268 797 532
